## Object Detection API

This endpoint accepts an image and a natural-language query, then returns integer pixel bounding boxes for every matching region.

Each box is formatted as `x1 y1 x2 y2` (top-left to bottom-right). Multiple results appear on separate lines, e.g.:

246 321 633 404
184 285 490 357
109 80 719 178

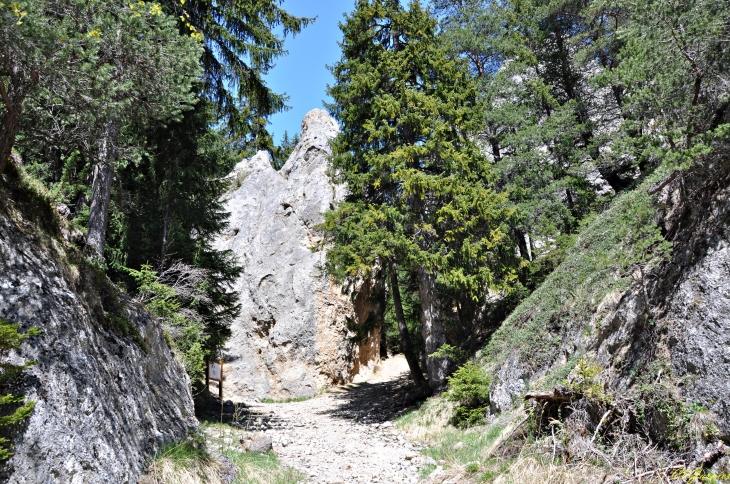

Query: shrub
0 318 41 460
446 361 491 428
567 357 613 404
127 264 209 377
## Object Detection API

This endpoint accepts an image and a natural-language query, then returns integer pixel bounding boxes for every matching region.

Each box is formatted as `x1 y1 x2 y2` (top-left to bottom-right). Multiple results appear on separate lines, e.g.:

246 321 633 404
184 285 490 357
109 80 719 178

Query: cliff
0 176 196 483
484 150 730 444
215 109 384 400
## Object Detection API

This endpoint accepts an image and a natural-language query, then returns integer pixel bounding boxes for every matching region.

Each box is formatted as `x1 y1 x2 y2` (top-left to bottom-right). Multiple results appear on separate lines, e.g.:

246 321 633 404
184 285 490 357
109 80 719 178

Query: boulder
215 109 385 400
240 432 273 453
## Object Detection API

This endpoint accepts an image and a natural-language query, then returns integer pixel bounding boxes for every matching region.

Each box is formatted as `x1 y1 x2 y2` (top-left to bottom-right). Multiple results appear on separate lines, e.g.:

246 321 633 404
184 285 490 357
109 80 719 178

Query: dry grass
226 451 303 484
140 456 225 484
396 393 679 484
141 427 303 484
490 456 616 484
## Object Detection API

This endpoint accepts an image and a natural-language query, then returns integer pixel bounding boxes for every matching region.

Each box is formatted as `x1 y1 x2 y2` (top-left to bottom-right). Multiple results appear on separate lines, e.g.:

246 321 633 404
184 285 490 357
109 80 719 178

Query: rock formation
0 213 196 483
487 156 730 442
215 109 384 400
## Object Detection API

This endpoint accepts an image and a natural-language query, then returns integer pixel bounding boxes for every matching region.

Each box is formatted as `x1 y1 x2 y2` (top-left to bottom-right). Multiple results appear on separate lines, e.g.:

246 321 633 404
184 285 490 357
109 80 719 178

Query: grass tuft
225 451 302 484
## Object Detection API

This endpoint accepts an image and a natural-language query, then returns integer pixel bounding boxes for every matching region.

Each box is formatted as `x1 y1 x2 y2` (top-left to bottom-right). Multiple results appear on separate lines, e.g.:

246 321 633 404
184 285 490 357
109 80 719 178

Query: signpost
206 360 224 400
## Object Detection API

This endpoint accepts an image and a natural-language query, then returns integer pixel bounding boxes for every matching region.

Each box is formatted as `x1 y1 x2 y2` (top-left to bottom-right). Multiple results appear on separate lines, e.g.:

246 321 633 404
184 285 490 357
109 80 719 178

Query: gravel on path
251 356 432 483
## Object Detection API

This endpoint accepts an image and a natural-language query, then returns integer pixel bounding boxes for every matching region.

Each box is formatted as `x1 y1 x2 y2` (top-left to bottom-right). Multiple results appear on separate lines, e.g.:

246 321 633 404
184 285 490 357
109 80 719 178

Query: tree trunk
0 70 38 177
0 103 21 177
418 268 456 392
515 229 532 261
379 319 388 359
159 203 170 270
389 262 426 388
86 121 119 258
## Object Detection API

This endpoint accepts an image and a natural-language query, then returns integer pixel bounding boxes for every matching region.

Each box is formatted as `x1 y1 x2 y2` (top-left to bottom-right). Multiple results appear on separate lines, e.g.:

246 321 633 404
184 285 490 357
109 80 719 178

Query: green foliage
446 361 491 427
127 264 208 378
430 344 465 363
158 0 312 141
269 131 300 170
18 0 203 157
481 173 672 371
323 0 518 299
105 100 241 353
599 0 730 165
0 318 40 461
567 357 613 404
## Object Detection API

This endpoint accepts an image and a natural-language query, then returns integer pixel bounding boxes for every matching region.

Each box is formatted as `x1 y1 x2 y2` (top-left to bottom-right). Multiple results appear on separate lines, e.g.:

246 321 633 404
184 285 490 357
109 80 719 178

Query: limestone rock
665 239 730 440
240 432 273 453
0 213 196 483
215 109 384 400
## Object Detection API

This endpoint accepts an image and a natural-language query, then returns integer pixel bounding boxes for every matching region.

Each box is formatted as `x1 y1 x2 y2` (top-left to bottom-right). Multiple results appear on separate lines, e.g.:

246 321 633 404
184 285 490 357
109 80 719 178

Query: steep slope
484 152 730 443
0 177 196 482
215 109 384 400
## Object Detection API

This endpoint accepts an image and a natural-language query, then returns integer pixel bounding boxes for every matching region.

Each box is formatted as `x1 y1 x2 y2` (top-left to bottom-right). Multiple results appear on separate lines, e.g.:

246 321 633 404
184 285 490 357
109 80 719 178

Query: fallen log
524 386 579 403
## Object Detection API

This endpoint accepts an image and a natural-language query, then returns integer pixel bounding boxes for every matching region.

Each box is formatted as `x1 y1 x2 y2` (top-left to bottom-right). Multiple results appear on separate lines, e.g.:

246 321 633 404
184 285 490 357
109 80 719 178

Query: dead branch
524 386 579 403
648 171 680 195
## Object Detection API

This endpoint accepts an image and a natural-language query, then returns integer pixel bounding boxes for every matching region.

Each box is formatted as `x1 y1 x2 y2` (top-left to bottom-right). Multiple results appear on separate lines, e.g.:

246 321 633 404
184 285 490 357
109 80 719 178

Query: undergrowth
397 397 513 482
445 361 491 428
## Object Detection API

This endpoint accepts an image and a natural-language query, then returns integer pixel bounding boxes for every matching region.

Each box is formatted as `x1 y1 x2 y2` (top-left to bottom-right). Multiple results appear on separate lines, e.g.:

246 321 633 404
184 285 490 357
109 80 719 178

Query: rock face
0 214 196 483
216 109 384 400
488 155 730 442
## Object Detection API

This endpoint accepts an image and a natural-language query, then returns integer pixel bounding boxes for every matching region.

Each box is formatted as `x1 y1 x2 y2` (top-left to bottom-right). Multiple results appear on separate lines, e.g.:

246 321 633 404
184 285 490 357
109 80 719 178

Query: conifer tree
160 0 313 140
324 0 515 392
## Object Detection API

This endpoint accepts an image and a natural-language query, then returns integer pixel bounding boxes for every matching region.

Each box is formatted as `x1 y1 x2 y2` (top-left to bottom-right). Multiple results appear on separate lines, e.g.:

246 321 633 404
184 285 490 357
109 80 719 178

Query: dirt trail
252 356 430 483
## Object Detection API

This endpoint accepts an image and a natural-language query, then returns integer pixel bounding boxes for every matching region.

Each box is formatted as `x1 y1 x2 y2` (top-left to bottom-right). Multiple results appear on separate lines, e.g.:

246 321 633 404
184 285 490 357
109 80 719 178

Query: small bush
127 264 208 377
0 319 41 460
567 357 613 404
446 361 491 428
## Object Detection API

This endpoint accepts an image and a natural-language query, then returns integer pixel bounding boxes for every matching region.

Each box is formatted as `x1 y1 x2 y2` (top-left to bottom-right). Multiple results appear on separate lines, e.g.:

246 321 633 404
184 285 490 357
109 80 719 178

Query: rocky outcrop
215 109 384 400
0 213 196 483
487 152 730 443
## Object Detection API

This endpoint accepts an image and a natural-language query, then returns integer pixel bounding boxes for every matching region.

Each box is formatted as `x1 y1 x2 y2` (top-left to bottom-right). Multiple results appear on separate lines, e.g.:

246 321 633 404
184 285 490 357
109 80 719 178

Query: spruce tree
159 0 313 140
324 0 515 392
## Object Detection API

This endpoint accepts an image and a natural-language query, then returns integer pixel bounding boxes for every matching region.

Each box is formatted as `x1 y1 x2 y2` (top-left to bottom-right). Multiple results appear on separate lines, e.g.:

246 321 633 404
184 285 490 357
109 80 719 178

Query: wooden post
218 360 223 400
205 358 210 390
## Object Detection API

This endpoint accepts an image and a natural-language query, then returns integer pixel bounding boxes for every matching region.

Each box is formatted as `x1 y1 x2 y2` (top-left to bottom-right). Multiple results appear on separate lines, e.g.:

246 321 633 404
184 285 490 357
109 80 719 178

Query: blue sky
265 0 354 144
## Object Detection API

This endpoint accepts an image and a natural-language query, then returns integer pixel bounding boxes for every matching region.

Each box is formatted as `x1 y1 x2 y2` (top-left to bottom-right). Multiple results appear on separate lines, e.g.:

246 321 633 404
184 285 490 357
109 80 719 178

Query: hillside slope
0 168 196 483
484 151 730 443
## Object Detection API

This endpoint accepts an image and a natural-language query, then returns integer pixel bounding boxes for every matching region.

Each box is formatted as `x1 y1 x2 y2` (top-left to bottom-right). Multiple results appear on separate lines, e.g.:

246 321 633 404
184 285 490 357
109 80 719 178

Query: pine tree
270 131 301 170
105 99 242 368
435 0 626 289
160 0 313 139
4 0 202 258
324 0 516 392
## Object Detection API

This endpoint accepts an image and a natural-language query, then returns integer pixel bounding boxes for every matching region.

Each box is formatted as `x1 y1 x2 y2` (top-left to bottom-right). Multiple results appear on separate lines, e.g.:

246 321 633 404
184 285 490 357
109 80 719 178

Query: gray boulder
240 432 273 453
215 109 385 400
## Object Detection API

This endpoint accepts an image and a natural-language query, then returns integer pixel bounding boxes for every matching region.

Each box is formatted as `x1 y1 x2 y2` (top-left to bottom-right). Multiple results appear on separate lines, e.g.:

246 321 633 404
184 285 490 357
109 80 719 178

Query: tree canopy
324 0 517 391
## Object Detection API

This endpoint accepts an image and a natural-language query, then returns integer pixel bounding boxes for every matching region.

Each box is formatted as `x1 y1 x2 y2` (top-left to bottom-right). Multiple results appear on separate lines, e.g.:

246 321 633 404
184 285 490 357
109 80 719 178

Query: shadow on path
318 373 418 424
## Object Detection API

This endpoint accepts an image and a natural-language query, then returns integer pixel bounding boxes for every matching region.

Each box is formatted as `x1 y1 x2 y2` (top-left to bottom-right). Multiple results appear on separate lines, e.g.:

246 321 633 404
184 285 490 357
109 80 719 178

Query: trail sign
206 360 224 400
209 362 221 381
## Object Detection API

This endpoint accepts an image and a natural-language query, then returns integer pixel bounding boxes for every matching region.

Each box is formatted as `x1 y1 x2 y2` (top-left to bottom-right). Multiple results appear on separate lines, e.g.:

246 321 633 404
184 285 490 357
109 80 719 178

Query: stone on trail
240 431 273 453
